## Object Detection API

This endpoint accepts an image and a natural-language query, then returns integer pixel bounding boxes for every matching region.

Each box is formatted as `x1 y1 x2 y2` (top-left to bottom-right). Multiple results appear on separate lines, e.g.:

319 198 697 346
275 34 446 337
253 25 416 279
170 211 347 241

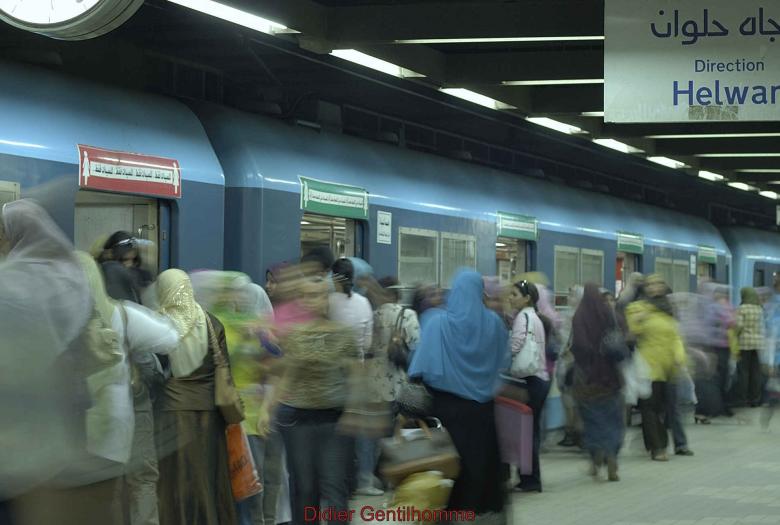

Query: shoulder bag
206 315 245 424
510 312 543 378
387 307 410 370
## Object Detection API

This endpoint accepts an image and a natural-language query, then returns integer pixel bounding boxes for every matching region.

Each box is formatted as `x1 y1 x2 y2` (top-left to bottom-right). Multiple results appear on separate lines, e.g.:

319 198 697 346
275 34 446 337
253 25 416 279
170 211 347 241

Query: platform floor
352 407 780 525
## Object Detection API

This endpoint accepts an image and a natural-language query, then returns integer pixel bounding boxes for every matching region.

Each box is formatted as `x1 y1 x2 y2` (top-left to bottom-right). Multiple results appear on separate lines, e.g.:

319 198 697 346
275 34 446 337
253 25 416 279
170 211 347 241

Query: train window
554 246 580 305
581 249 605 287
654 257 674 286
300 214 356 259
398 227 438 286
496 237 528 286
672 260 690 293
440 232 476 288
0 180 20 207
74 190 160 274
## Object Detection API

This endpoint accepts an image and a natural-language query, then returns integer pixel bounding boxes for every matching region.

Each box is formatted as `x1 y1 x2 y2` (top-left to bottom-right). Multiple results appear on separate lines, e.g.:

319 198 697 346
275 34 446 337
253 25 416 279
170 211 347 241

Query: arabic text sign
300 176 368 220
698 245 718 264
377 210 392 244
497 211 537 241
605 1 780 122
617 232 644 254
78 145 182 198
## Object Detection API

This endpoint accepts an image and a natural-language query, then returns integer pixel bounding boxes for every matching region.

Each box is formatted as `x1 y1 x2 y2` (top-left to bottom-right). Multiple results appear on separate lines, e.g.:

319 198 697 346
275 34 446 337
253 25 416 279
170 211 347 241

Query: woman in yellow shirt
626 274 687 462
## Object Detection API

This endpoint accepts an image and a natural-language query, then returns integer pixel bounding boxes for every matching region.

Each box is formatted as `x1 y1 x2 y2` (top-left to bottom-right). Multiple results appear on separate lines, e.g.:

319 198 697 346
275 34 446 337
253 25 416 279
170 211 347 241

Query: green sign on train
497 211 538 241
698 245 718 264
617 232 644 254
299 176 368 220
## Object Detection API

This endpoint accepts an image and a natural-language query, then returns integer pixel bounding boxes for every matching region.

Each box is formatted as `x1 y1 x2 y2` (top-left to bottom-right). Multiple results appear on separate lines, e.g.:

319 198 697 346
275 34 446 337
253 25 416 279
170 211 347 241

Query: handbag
510 312 542 378
396 377 433 417
379 418 460 487
387 307 410 370
225 424 262 502
206 315 245 425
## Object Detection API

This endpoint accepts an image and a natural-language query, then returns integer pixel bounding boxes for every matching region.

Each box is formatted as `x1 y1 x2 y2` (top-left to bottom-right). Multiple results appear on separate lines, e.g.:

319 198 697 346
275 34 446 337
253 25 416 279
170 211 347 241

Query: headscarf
572 283 614 353
644 273 675 317
157 269 208 378
741 287 760 306
408 270 509 403
348 257 373 295
0 199 92 497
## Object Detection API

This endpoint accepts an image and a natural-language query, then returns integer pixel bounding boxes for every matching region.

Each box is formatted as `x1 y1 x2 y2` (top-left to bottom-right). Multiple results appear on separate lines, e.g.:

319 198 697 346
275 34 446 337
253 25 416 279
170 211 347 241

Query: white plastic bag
622 352 652 405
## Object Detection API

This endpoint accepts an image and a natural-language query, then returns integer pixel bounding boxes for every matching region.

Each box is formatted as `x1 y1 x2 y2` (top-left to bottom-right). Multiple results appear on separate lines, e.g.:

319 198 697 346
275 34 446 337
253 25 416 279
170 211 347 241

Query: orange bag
226 424 263 502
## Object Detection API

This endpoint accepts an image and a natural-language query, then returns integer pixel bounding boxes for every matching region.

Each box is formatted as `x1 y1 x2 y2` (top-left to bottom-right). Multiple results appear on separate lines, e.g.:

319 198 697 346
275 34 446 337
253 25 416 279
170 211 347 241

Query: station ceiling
0 0 778 227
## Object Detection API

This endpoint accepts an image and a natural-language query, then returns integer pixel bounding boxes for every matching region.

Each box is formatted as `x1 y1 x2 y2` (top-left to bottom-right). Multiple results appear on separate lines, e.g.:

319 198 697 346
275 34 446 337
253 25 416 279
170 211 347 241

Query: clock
0 0 144 40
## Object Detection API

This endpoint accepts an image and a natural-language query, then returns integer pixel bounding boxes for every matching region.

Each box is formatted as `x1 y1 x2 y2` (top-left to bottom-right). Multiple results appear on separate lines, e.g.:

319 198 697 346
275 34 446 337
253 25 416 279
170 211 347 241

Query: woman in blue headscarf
408 269 509 515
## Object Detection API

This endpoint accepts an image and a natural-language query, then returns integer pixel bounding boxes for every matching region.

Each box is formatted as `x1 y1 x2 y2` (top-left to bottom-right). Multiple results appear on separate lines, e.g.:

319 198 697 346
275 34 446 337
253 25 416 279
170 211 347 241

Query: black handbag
387 308 410 370
395 377 433 417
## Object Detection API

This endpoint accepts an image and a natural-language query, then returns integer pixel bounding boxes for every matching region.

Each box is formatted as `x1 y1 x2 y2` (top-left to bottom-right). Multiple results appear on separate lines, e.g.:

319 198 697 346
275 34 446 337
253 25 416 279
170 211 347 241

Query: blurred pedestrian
571 284 625 481
626 274 687 461
409 270 508 516
735 287 765 407
155 269 237 525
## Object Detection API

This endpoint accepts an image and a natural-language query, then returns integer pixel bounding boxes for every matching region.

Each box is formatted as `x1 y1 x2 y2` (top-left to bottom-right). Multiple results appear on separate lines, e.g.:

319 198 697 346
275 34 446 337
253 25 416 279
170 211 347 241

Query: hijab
572 283 614 353
101 260 141 302
0 199 92 497
157 269 208 378
741 287 760 306
408 270 509 403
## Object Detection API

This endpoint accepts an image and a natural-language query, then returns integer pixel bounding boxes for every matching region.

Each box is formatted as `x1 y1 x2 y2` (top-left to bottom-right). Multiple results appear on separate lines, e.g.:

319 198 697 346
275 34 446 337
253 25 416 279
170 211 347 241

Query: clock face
0 0 143 40
0 0 102 25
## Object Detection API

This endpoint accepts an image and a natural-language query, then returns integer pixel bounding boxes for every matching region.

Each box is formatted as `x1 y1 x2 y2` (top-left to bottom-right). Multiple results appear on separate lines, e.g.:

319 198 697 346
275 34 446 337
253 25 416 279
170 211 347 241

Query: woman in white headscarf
0 200 92 501
155 269 237 525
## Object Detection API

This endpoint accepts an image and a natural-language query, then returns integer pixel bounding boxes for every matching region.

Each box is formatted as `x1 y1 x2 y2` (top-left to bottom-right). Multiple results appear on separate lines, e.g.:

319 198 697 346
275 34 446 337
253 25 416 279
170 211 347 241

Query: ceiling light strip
330 49 424 78
440 88 515 110
648 132 780 139
647 156 688 169
526 117 584 135
696 153 780 158
167 0 288 34
502 79 604 86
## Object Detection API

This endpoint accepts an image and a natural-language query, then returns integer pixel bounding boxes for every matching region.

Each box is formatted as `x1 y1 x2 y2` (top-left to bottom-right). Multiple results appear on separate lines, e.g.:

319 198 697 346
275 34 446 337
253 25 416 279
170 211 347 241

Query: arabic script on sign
651 7 780 45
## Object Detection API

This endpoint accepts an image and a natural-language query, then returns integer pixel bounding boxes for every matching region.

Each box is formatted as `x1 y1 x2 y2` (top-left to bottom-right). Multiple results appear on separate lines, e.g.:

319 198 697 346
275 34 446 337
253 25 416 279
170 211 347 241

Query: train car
0 60 224 271
721 227 780 295
195 102 732 304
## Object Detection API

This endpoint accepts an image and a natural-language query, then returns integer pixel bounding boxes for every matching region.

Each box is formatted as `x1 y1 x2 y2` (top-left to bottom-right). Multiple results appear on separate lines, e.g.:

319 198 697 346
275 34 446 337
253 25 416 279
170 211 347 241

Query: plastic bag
391 471 454 517
622 352 652 405
226 424 262 502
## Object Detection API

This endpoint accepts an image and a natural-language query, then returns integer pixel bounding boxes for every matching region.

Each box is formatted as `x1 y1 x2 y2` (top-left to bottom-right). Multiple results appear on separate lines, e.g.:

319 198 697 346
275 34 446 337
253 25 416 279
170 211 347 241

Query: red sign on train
77 145 182 198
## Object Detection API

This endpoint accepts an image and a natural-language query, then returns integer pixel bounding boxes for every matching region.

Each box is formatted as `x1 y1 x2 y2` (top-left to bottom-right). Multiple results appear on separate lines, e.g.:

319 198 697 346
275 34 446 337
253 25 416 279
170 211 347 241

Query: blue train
2 58 780 303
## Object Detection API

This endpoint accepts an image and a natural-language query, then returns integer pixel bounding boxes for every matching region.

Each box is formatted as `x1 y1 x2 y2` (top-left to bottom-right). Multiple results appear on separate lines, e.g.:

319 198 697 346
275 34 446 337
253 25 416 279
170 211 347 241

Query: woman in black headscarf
571 284 625 481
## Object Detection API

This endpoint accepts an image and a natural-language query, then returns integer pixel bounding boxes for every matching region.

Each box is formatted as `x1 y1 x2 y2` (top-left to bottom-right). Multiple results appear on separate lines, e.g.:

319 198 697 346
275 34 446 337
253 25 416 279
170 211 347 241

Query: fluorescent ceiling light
300 221 311 225
495 242 507 247
696 153 780 158
698 170 725 181
526 117 584 135
648 132 780 139
736 169 780 173
647 156 688 169
330 49 424 78
502 79 604 86
593 138 643 154
167 0 289 34
440 88 515 110
759 190 779 199
580 111 605 117
393 36 605 44
727 182 757 191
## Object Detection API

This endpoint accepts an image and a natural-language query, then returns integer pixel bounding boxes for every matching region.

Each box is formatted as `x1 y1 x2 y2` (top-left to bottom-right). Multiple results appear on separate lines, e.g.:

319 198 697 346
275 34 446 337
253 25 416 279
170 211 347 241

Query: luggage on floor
495 396 533 475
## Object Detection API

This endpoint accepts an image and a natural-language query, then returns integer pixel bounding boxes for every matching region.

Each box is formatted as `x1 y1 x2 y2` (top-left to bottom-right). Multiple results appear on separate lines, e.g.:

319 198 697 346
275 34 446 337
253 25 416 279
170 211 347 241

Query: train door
754 267 766 287
697 261 715 284
496 237 529 285
616 252 640 296
74 190 161 274
0 181 20 207
300 213 362 260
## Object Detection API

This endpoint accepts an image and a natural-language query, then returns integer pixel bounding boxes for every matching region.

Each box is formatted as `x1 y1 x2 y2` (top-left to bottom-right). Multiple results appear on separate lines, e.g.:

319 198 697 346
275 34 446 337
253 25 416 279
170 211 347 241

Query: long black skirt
430 387 505 515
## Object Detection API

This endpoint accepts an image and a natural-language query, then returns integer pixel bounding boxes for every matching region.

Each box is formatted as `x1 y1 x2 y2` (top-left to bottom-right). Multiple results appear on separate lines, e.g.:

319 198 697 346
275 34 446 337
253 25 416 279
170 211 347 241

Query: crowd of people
1 199 779 525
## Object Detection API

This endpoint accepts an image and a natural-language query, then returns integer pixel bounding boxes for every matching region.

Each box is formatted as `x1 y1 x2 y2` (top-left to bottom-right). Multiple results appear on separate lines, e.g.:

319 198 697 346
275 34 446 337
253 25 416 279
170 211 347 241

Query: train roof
0 60 223 186
197 104 730 255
